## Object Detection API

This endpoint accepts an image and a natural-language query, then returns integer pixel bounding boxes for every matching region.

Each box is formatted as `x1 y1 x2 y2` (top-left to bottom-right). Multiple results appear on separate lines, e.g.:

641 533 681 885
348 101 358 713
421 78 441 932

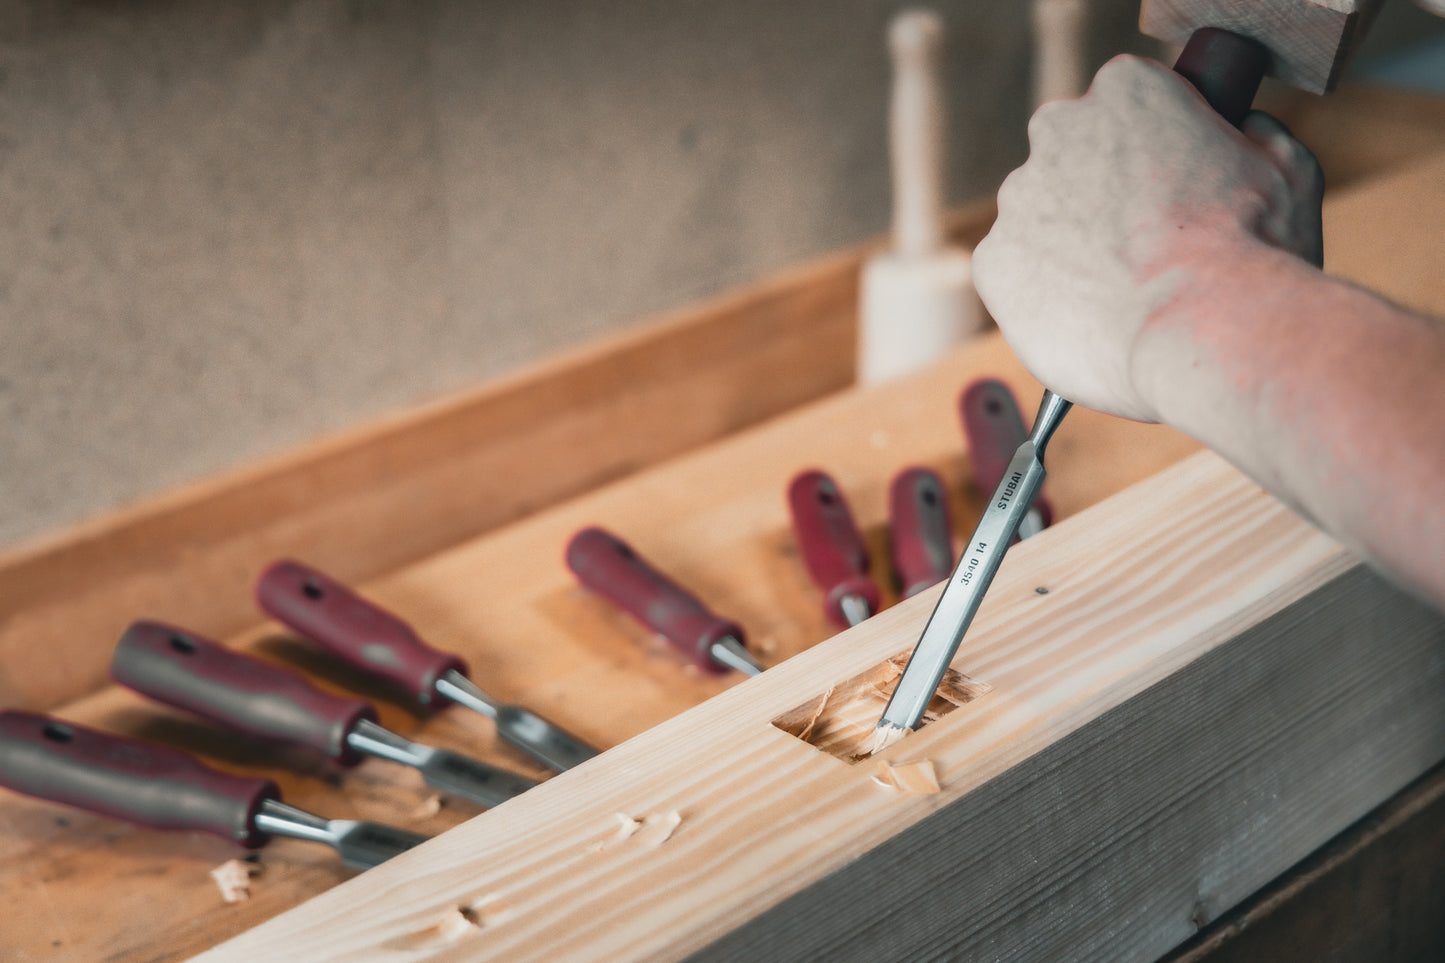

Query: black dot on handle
169 634 196 655
985 398 1003 416
303 580 325 600
41 722 74 743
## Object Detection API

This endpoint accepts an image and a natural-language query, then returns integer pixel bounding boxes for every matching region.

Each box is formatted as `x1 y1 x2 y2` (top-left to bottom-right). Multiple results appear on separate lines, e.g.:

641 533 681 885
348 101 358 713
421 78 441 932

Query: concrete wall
0 0 1438 552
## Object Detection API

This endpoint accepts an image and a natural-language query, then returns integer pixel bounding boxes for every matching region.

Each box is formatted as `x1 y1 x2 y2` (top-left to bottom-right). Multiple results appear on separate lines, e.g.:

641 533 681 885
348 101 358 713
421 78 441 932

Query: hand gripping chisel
871 29 1270 752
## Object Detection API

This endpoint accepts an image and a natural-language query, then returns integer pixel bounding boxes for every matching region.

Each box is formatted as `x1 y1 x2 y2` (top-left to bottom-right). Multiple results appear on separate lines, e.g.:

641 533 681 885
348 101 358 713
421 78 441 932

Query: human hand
972 55 1324 421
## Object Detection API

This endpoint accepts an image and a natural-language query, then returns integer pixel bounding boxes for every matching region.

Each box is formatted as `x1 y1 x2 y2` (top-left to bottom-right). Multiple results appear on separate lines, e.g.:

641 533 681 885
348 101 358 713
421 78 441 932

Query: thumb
1241 111 1326 268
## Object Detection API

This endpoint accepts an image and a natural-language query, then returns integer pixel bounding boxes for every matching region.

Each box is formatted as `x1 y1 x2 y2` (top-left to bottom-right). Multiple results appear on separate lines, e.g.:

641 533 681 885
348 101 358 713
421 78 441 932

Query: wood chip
592 812 639 852
210 859 258 904
795 687 834 744
855 724 910 759
934 669 992 706
409 794 444 821
871 759 940 795
634 810 682 848
383 895 514 951
590 810 681 853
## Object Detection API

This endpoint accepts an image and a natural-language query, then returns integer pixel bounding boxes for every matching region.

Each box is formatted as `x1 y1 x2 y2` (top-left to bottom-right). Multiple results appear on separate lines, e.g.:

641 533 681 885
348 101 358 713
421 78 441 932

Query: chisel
255 560 599 774
565 526 765 675
870 29 1269 751
0 710 428 869
787 470 882 627
961 378 1053 540
111 620 538 808
888 466 954 598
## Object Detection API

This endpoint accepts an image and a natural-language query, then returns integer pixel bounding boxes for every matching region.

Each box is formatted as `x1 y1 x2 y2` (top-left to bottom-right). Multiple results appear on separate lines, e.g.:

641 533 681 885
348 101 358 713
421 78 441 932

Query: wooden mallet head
1140 0 1385 93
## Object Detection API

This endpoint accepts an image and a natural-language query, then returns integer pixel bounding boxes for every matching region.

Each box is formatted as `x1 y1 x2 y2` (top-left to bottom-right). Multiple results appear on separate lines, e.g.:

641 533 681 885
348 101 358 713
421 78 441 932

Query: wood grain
1140 0 1387 92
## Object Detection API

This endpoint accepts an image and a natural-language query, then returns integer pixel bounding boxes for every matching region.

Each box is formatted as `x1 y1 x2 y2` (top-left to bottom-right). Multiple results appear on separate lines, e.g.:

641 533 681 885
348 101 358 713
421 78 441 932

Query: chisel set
1 373 1051 874
0 560 601 870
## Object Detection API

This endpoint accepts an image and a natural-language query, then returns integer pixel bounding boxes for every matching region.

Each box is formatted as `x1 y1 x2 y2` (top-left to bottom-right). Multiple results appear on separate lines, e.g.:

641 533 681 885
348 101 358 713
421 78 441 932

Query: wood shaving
878 657 989 702
855 723 910 759
461 894 515 928
409 794 444 821
210 859 259 904
871 759 940 795
383 895 515 951
589 810 682 853
634 810 682 848
934 670 993 706
795 687 834 744
429 907 480 943
590 812 642 852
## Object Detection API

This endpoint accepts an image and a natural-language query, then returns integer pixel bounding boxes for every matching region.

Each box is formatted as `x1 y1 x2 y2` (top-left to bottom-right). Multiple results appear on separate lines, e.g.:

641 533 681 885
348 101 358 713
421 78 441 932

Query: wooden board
193 452 1445 962
1140 0 1386 92
1163 758 1445 962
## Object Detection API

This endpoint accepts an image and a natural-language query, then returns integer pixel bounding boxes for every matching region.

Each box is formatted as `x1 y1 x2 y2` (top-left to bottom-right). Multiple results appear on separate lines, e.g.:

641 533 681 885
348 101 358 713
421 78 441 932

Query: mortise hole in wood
772 654 991 763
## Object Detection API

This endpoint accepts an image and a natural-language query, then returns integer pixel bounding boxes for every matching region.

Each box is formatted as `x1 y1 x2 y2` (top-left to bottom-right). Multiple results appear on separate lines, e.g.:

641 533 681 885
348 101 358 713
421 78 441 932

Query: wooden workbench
1 83 1443 961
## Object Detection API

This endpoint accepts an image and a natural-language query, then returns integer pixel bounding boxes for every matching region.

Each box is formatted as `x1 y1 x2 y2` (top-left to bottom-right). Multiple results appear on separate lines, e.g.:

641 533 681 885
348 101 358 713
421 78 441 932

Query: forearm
1134 236 1445 607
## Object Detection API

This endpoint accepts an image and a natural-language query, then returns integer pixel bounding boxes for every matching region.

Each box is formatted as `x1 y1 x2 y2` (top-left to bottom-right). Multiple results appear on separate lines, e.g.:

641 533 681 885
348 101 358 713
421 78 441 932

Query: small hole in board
772 655 991 763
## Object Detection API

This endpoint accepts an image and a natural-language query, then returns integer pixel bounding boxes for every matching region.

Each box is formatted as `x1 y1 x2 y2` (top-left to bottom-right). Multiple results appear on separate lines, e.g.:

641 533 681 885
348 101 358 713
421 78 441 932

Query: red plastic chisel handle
888 467 954 598
111 620 377 765
565 527 745 674
786 470 881 628
255 559 465 707
0 710 278 848
960 379 1054 529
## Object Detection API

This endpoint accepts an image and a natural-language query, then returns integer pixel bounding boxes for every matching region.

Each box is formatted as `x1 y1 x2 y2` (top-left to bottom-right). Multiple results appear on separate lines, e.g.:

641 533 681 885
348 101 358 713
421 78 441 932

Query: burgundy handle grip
565 527 744 674
111 620 376 765
256 559 465 706
960 379 1054 527
1173 27 1269 129
888 467 954 598
786 470 881 628
0 710 278 848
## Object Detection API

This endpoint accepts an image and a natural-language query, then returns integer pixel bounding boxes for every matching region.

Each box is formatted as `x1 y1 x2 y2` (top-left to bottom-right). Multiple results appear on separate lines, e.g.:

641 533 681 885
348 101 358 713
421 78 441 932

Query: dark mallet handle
1172 27 1269 128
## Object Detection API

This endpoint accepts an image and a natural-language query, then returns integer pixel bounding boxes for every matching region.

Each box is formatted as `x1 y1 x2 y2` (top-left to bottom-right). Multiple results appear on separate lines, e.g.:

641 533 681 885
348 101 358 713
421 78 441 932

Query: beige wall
0 0 1437 551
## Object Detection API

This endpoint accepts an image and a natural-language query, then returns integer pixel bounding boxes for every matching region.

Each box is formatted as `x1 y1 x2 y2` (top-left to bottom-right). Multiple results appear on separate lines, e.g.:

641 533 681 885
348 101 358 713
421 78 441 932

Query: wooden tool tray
2 85 1444 962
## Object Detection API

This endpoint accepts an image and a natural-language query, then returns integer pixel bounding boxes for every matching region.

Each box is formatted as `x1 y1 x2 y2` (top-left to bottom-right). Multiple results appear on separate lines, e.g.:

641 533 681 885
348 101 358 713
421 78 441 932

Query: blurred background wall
2 0 1441 552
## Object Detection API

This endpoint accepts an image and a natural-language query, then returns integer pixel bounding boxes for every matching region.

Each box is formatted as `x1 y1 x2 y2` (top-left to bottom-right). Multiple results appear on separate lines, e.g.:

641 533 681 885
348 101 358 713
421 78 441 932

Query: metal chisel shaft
872 390 1071 747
